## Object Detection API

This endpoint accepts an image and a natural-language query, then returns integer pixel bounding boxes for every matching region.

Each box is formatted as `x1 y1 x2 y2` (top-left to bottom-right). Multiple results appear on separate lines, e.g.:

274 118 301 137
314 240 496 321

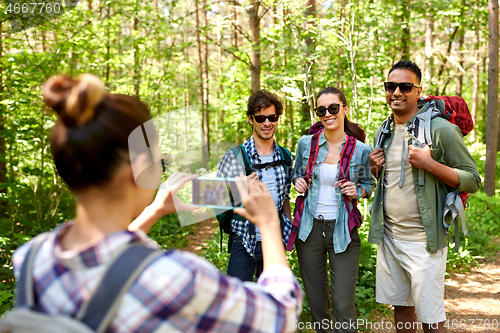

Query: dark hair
43 74 153 191
388 60 422 83
247 90 283 116
316 87 366 143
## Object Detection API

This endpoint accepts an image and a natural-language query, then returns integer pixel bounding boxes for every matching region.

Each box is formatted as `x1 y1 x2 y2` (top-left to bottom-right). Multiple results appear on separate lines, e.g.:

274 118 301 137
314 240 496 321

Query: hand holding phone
232 176 279 228
192 177 242 209
233 176 287 270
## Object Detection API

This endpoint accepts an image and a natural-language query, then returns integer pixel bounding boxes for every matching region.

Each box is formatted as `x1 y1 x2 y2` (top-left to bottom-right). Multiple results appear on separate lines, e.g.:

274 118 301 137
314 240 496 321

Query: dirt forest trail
182 223 500 333
372 247 500 333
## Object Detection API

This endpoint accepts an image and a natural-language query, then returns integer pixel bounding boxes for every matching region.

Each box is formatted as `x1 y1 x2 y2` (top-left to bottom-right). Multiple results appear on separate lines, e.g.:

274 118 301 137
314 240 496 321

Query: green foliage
199 229 230 273
147 214 195 250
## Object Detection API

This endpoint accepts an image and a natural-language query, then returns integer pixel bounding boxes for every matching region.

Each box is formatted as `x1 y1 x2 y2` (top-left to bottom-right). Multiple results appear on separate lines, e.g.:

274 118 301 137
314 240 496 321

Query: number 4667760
5 2 62 14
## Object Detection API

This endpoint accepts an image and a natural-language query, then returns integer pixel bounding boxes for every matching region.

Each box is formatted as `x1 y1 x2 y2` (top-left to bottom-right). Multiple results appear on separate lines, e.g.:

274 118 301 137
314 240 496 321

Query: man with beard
217 90 293 282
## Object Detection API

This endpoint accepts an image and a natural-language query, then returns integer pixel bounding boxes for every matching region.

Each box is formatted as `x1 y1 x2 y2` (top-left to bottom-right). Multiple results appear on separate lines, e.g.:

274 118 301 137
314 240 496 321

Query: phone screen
192 177 242 209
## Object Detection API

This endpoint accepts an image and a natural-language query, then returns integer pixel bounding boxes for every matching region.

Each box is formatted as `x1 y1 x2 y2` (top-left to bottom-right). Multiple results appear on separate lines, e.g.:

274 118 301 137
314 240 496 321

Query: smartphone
192 177 242 209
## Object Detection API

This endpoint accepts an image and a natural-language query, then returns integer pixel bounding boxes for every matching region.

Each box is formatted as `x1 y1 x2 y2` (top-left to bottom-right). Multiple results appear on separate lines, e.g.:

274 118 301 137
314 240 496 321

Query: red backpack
424 95 473 136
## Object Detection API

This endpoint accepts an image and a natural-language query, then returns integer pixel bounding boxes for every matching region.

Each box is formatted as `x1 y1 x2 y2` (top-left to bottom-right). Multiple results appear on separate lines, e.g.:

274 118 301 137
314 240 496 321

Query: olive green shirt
368 110 481 253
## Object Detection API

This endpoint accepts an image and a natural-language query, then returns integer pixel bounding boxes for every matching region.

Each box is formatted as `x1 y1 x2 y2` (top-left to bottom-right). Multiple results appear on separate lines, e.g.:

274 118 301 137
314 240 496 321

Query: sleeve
441 125 481 194
12 242 31 280
216 149 243 178
292 136 307 182
148 251 302 332
357 145 377 198
283 152 294 201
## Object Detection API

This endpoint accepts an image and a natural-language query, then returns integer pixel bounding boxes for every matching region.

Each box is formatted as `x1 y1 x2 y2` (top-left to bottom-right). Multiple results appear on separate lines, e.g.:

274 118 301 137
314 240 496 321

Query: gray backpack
0 233 163 333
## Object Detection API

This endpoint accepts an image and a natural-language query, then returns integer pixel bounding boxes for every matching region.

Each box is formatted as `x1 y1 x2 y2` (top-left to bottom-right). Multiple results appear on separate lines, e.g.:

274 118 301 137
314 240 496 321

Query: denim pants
296 218 361 333
226 235 263 282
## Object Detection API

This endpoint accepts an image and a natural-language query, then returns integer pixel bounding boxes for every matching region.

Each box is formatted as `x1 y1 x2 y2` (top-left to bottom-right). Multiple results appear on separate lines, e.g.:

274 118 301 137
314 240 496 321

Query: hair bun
43 74 106 127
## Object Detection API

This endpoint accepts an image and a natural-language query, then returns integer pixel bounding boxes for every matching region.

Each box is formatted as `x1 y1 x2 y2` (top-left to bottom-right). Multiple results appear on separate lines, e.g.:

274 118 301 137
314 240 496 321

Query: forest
0 0 500 324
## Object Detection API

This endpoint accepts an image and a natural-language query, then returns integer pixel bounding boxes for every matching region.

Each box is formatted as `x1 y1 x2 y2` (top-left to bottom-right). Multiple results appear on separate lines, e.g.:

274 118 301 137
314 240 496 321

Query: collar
245 135 279 158
53 222 149 269
318 131 347 146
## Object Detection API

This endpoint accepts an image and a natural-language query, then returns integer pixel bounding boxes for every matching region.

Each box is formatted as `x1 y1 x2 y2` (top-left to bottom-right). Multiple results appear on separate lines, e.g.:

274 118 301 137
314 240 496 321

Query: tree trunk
303 0 316 125
456 28 465 96
471 26 480 142
401 0 410 59
484 0 499 196
424 18 434 84
247 0 261 92
105 5 111 84
196 0 208 167
0 21 7 219
203 0 210 164
133 0 140 96
218 34 224 125
337 0 345 89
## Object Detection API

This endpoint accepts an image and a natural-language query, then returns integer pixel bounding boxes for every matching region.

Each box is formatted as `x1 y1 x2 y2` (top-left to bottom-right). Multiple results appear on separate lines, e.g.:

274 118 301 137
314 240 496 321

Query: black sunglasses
314 103 346 117
253 114 279 123
383 82 421 93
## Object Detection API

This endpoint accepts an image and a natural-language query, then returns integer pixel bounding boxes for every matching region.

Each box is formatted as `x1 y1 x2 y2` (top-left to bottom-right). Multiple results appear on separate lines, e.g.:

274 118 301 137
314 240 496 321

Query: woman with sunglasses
292 87 375 333
9 74 302 332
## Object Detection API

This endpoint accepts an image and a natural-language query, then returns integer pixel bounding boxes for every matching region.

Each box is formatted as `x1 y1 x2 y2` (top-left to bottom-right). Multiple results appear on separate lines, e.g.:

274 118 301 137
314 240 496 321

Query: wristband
356 187 362 200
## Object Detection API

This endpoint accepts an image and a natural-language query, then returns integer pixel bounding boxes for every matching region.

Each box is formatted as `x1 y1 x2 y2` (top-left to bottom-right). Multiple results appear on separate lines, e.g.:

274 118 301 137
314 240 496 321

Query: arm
292 137 311 194
129 172 198 233
155 249 302 332
234 176 288 269
291 136 306 181
408 145 459 188
369 128 385 179
408 124 480 192
142 176 302 331
358 146 377 198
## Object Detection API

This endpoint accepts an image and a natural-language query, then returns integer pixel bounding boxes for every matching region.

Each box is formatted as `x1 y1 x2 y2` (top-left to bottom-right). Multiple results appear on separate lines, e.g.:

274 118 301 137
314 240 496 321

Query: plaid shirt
13 223 302 333
216 136 293 257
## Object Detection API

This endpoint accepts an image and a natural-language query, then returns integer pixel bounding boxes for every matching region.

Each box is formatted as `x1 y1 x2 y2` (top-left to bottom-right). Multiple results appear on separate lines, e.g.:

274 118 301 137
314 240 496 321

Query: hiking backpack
215 144 293 251
0 233 163 333
287 132 362 251
374 95 474 253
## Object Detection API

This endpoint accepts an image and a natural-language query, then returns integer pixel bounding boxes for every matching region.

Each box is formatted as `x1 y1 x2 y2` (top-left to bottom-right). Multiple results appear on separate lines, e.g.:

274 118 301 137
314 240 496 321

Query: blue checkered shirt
13 223 302 332
216 136 293 257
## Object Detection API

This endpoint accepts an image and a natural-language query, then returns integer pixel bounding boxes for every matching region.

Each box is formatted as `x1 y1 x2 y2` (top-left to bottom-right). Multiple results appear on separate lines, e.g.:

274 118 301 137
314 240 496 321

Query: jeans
226 235 263 282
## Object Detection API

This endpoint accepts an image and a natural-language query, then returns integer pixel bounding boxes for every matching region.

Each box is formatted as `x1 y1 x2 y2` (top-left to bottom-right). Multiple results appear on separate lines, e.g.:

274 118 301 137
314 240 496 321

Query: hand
293 177 311 194
248 171 259 181
408 144 434 171
233 176 279 229
369 148 385 178
340 181 358 201
149 172 199 216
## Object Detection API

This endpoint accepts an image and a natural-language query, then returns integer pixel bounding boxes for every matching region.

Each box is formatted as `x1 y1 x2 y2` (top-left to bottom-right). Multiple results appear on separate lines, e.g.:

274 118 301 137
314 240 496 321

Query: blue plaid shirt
13 223 303 332
216 136 293 257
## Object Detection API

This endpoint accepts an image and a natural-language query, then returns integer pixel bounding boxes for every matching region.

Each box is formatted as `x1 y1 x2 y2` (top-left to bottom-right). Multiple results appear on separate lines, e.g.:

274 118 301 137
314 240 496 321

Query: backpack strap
286 133 321 251
16 232 50 308
374 118 391 150
75 243 163 333
278 146 293 177
339 135 357 181
232 145 253 176
443 192 468 253
339 136 362 232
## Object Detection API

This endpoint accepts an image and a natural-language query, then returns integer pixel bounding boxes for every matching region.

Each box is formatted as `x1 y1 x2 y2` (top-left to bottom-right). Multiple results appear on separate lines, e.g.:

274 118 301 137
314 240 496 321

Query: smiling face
386 69 422 123
248 104 278 141
316 93 347 133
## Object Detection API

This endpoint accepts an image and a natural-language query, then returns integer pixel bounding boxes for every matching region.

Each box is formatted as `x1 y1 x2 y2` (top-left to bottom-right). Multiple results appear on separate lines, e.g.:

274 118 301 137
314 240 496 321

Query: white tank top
314 163 338 219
